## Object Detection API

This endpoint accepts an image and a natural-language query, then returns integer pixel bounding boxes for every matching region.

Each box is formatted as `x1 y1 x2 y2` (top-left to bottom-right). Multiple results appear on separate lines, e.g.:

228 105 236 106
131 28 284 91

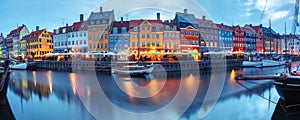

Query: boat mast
269 19 272 55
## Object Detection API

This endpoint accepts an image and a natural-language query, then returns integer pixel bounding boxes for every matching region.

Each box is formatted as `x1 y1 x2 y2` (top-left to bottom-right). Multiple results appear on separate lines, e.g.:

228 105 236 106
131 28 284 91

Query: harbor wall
33 59 243 72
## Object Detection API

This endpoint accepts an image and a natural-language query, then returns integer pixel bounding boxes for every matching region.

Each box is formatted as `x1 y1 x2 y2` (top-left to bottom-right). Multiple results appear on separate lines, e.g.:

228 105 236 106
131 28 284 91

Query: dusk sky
0 0 297 35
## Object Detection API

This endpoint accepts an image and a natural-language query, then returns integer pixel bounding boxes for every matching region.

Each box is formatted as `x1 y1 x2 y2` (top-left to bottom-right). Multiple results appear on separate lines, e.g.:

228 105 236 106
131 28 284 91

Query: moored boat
9 61 27 70
242 61 262 67
274 71 300 107
111 62 154 75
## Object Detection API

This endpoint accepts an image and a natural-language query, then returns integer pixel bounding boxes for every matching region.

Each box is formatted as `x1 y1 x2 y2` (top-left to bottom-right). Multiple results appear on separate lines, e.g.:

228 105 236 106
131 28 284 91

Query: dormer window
134 27 138 32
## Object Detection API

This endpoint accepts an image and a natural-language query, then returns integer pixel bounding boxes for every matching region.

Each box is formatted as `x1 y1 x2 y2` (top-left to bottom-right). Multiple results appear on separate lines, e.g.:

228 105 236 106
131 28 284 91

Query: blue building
242 26 257 52
217 23 233 52
108 18 130 52
1 41 7 58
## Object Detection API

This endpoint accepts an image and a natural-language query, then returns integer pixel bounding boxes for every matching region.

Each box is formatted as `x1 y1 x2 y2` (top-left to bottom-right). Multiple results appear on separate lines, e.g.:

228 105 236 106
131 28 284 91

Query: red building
232 26 245 52
180 25 200 60
248 24 264 52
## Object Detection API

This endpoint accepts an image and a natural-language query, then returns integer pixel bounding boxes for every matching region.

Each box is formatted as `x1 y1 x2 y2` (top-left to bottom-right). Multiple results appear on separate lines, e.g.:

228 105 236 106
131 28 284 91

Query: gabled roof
88 11 114 20
110 21 130 34
216 23 233 32
241 27 255 34
129 20 163 32
9 25 26 35
175 12 198 25
30 29 45 36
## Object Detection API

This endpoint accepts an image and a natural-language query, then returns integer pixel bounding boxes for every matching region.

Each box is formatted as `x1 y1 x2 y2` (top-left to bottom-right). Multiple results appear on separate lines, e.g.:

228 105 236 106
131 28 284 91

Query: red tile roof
129 20 163 32
241 27 255 34
9 25 26 35
110 21 130 34
30 29 45 36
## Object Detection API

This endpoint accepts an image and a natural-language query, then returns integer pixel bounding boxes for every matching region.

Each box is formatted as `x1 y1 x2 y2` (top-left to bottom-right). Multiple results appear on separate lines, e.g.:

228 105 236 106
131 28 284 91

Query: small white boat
262 59 286 67
242 61 262 67
9 61 27 70
111 62 154 75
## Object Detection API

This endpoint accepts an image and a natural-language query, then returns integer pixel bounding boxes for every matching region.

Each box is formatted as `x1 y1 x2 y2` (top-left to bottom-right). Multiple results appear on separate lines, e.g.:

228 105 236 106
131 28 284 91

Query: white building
67 14 88 53
6 24 29 57
53 25 70 53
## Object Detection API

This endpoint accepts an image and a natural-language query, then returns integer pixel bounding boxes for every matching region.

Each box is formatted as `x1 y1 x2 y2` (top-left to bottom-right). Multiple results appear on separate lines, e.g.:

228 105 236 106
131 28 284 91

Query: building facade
180 26 200 60
163 20 180 52
108 18 130 52
53 25 71 53
6 24 30 57
68 15 88 53
242 26 257 52
217 23 233 52
197 16 219 52
87 7 115 52
232 26 245 52
28 28 53 59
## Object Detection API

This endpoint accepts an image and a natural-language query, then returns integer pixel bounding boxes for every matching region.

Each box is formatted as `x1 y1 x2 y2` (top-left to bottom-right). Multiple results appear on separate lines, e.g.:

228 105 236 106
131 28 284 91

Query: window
142 42 145 47
156 34 159 39
147 42 150 47
134 27 138 32
113 27 118 34
102 20 107 24
90 21 95 25
156 42 160 47
142 34 145 38
147 34 150 38
132 34 135 39
152 42 155 47
156 27 160 32
84 40 87 44
173 26 177 31
96 20 100 24
121 27 127 34
147 27 150 31
132 42 135 47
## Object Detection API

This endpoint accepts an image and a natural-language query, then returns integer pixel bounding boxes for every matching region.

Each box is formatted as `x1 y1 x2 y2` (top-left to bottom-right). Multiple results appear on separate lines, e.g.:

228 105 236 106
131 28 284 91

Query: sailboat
261 20 286 67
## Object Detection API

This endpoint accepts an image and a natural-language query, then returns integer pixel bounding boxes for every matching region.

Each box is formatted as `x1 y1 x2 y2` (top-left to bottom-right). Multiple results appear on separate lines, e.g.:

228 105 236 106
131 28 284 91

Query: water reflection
5 65 291 120
7 70 95 120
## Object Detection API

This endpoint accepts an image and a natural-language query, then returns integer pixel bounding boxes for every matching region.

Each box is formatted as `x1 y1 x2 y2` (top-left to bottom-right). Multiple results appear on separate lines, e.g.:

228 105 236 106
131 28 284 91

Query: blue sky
0 0 297 35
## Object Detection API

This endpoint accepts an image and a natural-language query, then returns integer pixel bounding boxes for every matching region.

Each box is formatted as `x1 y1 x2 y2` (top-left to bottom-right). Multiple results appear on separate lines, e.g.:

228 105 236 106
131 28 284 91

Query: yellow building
87 7 115 52
130 20 164 55
28 28 53 59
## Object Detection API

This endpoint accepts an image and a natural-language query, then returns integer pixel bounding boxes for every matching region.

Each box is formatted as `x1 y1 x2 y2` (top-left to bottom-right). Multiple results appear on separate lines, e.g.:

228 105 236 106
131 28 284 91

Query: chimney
184 9 188 14
250 24 252 27
202 16 206 20
259 24 262 27
121 17 124 23
66 23 68 27
36 26 39 31
0 33 2 37
157 13 161 20
80 14 84 22
100 7 103 12
53 29 57 34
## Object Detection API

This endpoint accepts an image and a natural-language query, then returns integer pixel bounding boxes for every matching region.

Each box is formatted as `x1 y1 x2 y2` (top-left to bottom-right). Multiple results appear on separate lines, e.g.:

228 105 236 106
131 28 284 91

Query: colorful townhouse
282 34 300 54
163 20 180 53
197 16 219 52
108 17 130 52
232 26 245 52
87 7 115 53
129 19 164 55
0 33 4 57
249 24 264 53
173 9 200 56
68 14 88 53
6 24 30 57
20 35 29 58
53 24 71 53
216 23 233 52
260 27 281 53
242 26 257 52
28 27 53 59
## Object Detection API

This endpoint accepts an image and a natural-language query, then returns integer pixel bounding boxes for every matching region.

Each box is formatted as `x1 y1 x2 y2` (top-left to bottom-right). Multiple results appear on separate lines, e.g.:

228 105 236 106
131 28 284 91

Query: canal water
5 62 297 120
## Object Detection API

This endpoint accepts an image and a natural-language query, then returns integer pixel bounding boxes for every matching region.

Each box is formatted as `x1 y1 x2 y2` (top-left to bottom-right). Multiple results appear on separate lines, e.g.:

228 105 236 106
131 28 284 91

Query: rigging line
259 0 268 24
236 80 277 104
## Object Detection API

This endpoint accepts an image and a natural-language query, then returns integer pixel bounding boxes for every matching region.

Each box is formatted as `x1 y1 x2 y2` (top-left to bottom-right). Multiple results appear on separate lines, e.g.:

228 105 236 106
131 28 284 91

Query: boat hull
9 63 27 70
112 66 154 75
274 74 300 107
262 60 286 67
242 61 262 67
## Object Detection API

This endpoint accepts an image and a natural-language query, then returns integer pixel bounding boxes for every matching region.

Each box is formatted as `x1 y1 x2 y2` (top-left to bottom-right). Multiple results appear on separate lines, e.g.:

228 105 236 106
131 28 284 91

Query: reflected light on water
46 71 53 93
69 73 77 95
32 71 37 87
122 81 134 101
229 69 236 86
185 74 197 94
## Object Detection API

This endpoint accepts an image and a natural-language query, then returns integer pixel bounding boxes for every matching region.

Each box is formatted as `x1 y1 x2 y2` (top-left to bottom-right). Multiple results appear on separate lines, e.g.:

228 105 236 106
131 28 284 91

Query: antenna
259 0 268 23
62 18 65 26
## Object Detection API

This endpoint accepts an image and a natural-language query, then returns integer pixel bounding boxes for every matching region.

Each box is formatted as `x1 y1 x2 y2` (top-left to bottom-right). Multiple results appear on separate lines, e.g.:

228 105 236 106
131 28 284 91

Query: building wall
68 31 88 53
29 30 53 58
